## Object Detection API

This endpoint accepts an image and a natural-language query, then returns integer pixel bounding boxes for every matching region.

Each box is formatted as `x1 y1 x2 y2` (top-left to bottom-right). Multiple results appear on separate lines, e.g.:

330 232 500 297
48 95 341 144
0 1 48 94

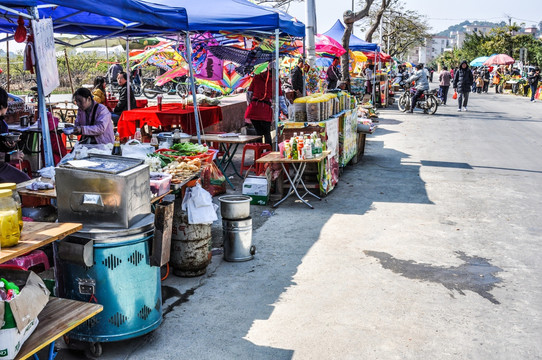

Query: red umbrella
483 54 515 65
362 51 392 63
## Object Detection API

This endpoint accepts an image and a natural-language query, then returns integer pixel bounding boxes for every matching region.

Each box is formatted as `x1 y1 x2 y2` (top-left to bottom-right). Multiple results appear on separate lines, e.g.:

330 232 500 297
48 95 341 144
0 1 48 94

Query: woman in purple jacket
72 88 115 144
438 66 451 105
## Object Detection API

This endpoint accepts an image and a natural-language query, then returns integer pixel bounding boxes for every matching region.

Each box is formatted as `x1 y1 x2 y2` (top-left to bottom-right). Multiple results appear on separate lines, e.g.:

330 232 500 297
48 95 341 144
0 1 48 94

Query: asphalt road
54 91 542 359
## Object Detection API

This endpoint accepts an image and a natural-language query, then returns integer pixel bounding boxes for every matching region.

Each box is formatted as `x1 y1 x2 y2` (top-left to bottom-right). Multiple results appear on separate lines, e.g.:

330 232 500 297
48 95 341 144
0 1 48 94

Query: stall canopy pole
185 32 202 145
274 28 279 151
6 34 9 93
30 7 53 168
126 36 131 111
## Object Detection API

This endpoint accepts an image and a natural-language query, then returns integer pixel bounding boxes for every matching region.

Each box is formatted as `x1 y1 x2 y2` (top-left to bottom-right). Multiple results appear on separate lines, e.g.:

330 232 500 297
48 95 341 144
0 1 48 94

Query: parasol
470 56 489 67
363 51 392 62
295 34 346 58
483 54 515 66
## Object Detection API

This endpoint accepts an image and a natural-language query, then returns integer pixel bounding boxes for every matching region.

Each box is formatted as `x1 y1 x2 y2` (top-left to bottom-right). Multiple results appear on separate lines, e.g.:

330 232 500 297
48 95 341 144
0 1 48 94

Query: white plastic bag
122 140 154 160
181 183 218 224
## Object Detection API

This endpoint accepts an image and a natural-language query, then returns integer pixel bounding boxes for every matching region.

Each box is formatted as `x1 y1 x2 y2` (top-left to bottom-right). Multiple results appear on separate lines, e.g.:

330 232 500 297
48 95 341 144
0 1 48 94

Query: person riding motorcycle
405 63 430 113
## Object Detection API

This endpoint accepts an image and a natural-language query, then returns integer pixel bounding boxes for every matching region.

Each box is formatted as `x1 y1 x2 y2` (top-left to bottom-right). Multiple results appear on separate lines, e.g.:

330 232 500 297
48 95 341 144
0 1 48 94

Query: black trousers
251 120 272 145
411 89 424 111
439 85 449 104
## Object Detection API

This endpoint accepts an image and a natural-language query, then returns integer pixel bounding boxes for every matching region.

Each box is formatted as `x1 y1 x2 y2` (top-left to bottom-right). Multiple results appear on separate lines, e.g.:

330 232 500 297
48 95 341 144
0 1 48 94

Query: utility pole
305 0 316 66
351 0 354 34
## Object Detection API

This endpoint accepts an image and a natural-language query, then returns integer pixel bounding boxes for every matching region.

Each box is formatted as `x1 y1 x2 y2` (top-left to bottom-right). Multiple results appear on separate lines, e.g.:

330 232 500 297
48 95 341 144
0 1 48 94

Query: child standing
476 75 484 94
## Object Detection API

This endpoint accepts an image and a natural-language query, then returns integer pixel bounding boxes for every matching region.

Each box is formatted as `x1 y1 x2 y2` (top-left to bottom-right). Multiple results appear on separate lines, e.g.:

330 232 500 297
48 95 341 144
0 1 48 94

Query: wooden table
191 134 262 189
1 222 101 360
14 297 103 360
0 222 82 263
16 179 56 201
257 151 330 209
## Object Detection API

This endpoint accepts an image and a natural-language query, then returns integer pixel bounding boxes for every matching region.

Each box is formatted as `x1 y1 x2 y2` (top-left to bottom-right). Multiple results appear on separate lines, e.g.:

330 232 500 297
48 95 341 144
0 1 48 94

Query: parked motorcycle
397 87 439 114
108 80 142 97
141 76 189 99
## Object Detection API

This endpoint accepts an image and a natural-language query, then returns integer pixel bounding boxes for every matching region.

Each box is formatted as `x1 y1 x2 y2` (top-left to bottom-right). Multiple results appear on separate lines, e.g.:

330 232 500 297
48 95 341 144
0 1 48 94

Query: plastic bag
200 162 226 197
452 91 458 100
181 183 218 224
122 140 154 160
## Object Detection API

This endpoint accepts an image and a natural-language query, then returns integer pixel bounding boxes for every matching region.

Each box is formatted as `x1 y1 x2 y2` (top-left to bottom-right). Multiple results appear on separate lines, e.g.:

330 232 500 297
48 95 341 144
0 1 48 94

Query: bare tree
341 0 376 85
382 8 430 59
365 0 398 43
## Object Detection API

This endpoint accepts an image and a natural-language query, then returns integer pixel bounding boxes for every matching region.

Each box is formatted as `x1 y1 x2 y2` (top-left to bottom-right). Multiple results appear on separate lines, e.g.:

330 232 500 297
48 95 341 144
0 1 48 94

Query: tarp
142 0 305 37
0 0 188 36
323 19 379 52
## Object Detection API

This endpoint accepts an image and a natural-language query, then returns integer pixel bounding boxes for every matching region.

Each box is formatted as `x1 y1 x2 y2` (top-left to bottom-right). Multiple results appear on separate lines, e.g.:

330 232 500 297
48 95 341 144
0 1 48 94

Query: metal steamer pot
218 195 251 220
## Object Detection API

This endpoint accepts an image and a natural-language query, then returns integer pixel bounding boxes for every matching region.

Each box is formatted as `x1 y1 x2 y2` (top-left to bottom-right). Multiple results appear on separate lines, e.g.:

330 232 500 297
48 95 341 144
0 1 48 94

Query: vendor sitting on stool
0 87 30 184
111 72 136 126
72 88 115 144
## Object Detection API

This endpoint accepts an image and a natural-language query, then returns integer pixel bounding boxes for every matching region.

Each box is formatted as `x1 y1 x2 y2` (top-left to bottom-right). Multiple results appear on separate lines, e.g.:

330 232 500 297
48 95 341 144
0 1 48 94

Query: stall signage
31 18 60 96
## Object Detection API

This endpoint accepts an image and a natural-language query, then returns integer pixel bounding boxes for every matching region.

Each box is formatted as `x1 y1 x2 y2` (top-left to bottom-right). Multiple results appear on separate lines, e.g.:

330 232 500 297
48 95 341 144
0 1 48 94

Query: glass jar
0 183 23 231
0 189 21 248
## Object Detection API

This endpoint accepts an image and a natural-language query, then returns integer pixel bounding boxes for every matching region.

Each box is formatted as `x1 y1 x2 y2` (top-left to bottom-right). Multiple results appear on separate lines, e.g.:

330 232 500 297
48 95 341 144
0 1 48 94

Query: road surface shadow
364 250 503 304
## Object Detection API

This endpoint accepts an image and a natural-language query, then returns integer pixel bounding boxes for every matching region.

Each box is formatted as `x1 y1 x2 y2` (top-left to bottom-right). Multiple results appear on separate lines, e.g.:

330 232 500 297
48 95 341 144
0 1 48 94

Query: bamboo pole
6 34 10 92
64 48 74 94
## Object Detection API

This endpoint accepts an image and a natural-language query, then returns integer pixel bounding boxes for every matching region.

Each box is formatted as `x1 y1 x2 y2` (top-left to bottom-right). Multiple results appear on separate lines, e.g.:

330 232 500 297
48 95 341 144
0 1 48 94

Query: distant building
523 26 538 37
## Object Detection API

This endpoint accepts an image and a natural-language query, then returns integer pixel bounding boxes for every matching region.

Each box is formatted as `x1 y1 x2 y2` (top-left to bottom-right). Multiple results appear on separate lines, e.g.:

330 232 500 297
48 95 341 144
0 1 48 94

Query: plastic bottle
0 189 20 248
0 183 23 231
284 140 291 159
150 134 159 150
134 127 142 142
304 138 313 159
291 137 298 160
111 132 123 156
297 137 304 160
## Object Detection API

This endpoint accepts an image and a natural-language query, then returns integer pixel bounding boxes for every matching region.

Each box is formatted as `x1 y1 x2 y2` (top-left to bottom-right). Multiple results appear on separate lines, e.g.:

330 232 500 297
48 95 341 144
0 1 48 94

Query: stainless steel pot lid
58 154 144 174
77 213 155 240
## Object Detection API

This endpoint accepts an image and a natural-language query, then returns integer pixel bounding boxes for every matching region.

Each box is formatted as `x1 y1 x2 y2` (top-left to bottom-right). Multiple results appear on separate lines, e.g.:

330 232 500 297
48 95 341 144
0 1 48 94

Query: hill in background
436 20 507 36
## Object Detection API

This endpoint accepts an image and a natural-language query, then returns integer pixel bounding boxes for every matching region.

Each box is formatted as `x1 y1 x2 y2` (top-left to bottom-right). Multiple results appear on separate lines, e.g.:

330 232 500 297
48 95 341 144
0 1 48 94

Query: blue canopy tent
0 0 190 167
0 0 304 163
322 19 378 52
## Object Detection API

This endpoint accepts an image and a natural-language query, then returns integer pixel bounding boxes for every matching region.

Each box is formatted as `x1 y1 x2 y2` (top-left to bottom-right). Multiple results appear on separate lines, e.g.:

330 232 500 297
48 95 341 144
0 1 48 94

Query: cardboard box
0 318 39 360
242 169 271 206
0 269 50 359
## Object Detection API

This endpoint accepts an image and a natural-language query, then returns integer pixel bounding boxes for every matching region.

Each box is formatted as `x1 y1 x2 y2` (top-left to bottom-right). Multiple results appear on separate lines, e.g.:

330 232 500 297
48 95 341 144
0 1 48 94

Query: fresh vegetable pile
169 143 208 156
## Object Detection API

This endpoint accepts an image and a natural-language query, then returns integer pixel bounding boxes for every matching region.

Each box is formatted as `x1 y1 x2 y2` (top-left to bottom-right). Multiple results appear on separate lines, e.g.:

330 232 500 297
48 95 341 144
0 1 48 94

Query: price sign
31 18 60 96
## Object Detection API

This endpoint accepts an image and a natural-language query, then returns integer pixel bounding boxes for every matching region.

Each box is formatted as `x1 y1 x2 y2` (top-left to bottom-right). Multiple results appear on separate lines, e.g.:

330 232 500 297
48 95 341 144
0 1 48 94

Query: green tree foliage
435 24 542 68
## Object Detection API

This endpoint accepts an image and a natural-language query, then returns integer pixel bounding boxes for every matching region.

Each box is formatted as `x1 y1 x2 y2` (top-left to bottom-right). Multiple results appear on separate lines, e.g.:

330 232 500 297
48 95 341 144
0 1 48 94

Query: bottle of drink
111 132 122 156
150 133 159 150
284 140 291 159
291 136 298 160
173 129 181 145
304 138 313 159
134 127 142 142
297 137 304 160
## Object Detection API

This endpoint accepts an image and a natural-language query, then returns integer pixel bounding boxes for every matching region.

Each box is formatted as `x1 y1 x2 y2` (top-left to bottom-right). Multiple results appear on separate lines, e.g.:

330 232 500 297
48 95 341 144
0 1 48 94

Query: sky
285 0 540 37
1 0 539 53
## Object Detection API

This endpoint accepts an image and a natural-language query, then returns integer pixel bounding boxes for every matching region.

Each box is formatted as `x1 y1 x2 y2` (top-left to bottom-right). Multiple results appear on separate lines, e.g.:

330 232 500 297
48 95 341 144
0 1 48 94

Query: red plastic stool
3 250 50 273
240 143 272 176
10 160 32 178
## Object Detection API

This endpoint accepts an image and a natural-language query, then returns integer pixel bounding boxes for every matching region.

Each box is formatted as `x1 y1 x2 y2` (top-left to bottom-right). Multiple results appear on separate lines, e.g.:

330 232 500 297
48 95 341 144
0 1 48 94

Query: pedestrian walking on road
528 67 540 102
438 66 451 105
453 60 474 111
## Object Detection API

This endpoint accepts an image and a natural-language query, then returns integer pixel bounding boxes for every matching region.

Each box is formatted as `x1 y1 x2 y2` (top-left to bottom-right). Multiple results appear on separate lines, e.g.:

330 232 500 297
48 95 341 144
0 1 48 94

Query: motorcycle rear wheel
426 95 438 115
398 93 409 112
176 82 189 98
